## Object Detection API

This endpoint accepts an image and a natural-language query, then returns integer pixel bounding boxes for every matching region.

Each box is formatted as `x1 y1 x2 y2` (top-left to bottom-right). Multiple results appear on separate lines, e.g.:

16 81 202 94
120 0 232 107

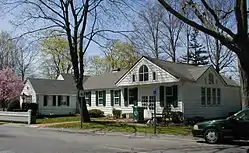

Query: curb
36 127 199 141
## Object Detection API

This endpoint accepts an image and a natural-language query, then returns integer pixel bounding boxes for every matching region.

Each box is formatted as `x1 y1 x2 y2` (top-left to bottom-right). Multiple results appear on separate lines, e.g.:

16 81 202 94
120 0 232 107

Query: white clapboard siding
182 82 241 119
37 94 77 116
116 57 178 86
20 80 37 106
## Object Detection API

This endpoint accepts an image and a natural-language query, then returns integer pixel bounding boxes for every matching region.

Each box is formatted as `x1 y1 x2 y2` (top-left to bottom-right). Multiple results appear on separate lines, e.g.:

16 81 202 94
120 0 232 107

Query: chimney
112 68 121 73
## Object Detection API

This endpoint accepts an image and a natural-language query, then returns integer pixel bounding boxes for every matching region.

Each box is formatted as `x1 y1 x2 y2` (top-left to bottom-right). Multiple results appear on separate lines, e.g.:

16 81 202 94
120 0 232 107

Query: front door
141 95 155 119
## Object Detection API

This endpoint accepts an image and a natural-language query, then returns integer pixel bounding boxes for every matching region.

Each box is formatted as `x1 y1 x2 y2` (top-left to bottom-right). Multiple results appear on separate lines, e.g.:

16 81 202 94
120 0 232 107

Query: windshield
227 109 249 120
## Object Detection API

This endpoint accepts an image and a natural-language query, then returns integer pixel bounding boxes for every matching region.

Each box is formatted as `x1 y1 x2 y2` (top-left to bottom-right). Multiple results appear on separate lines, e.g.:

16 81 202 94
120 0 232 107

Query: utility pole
152 88 157 136
79 90 84 128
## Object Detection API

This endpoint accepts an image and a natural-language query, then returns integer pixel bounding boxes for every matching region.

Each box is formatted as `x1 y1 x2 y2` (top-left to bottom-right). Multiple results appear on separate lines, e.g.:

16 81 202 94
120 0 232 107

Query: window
141 96 148 108
61 96 67 105
153 72 156 80
139 65 149 81
53 95 56 106
212 88 216 105
114 90 120 105
129 88 138 105
217 88 221 104
98 91 104 105
43 95 48 106
201 87 206 105
208 73 214 84
149 96 155 110
85 91 91 106
66 96 70 106
132 74 135 82
207 88 211 105
201 87 221 106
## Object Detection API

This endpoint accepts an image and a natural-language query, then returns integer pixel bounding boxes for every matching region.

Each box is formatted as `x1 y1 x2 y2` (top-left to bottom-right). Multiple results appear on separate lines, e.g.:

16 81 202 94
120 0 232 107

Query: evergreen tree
181 29 209 66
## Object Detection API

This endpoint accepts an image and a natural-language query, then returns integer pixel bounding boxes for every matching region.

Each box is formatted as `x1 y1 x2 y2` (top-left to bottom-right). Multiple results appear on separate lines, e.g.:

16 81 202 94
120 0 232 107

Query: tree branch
200 0 235 38
157 0 233 46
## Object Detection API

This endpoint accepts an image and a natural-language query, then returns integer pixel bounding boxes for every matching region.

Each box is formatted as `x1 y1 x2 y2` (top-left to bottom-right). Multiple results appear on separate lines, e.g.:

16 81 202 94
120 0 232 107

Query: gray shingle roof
145 56 238 86
29 78 77 95
145 56 209 81
221 76 239 87
84 71 127 90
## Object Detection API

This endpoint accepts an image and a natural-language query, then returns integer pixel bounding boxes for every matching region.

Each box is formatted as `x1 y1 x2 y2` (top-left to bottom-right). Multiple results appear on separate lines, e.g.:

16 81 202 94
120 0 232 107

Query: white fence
0 110 32 124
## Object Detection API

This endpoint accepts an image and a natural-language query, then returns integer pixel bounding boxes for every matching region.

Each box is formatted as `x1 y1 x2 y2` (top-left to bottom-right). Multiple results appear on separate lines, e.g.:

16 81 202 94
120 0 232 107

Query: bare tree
157 0 249 107
15 39 39 81
1 0 132 122
205 36 236 74
160 1 183 62
0 31 16 70
132 1 167 59
132 1 183 61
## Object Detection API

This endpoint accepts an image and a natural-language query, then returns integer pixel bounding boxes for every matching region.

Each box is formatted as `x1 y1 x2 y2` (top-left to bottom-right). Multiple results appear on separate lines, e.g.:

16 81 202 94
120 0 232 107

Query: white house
20 56 241 119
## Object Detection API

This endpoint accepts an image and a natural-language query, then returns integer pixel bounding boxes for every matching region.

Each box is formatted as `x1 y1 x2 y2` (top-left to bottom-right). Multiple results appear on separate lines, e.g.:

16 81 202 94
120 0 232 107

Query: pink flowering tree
0 68 24 110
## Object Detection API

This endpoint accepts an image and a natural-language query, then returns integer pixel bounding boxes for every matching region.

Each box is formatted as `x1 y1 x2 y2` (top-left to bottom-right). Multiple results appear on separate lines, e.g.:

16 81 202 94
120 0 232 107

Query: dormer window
208 73 214 84
139 65 149 81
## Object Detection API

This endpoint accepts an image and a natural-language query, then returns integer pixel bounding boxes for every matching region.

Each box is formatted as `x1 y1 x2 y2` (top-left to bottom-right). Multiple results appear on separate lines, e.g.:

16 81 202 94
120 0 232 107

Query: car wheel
204 128 220 144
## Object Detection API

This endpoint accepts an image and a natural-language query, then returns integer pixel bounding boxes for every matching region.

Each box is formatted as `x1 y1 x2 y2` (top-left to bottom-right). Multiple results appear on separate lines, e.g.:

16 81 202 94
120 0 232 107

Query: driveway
0 124 248 153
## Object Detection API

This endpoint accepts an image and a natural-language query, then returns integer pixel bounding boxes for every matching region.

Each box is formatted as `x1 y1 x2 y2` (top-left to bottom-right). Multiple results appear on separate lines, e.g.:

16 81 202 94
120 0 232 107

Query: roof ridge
144 56 210 68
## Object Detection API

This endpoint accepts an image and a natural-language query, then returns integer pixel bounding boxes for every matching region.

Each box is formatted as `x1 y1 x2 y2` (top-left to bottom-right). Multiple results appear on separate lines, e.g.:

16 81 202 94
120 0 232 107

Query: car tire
204 128 220 144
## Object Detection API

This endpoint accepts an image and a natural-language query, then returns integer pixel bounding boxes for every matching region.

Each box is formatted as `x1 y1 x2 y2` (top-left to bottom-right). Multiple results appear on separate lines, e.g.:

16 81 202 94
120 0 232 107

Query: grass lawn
37 116 80 124
50 121 192 136
36 116 108 124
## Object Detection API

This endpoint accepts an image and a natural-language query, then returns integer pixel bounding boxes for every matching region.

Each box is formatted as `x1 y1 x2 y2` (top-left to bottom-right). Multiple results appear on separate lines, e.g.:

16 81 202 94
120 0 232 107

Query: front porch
121 82 183 119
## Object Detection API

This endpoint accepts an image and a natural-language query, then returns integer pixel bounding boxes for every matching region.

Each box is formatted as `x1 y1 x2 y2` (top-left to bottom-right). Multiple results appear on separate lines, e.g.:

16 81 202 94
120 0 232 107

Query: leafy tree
88 56 108 76
0 68 24 110
104 40 139 71
181 29 209 65
40 35 71 79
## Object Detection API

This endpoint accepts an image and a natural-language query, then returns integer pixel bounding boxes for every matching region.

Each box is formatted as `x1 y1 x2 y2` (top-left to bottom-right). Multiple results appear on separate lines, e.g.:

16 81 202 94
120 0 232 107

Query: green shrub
7 99 20 111
171 111 184 123
112 108 122 119
88 109 104 118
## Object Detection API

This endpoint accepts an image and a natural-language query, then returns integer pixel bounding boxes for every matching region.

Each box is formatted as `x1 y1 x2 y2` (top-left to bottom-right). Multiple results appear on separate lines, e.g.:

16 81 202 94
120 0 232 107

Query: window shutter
119 90 121 106
110 90 114 106
53 95 56 106
58 96 61 106
124 88 128 107
103 90 106 106
67 96 70 106
134 88 138 106
95 91 98 106
172 85 178 107
159 86 164 107
88 92 91 106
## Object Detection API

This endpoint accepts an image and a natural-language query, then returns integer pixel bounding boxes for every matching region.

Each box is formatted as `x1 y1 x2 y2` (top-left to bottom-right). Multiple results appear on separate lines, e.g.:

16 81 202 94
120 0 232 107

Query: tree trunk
237 47 249 108
186 33 190 64
238 58 249 108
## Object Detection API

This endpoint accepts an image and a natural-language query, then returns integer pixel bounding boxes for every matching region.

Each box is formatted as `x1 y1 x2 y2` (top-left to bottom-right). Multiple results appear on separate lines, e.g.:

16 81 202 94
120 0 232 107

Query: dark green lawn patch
50 120 192 135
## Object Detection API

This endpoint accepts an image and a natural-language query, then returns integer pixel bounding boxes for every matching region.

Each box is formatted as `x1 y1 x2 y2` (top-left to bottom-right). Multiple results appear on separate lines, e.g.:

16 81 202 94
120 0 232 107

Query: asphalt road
0 124 249 153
